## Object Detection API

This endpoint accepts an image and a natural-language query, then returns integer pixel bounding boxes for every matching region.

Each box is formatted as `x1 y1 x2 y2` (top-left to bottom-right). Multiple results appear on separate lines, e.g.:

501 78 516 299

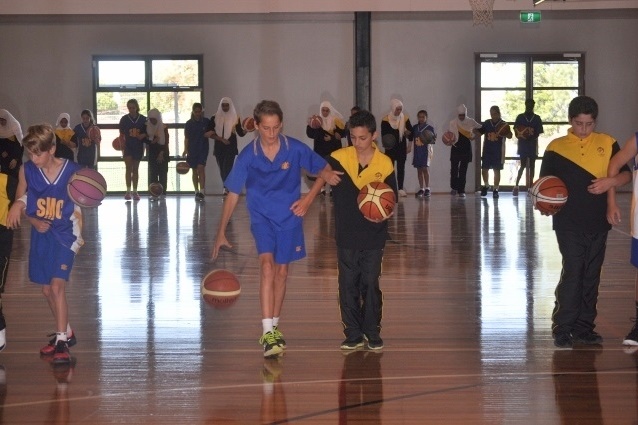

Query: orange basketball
530 176 568 215
149 182 163 197
242 117 255 132
309 115 323 129
496 123 511 137
357 181 395 221
176 161 190 175
112 134 125 151
442 131 456 146
201 269 241 309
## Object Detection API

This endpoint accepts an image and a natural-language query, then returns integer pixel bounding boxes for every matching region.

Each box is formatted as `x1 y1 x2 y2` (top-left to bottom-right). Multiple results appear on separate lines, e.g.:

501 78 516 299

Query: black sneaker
259 331 284 357
553 333 573 349
623 320 638 346
573 331 603 345
480 186 488 197
366 336 384 350
196 192 205 201
424 189 431 197
415 189 424 198
340 337 364 350
493 189 499 199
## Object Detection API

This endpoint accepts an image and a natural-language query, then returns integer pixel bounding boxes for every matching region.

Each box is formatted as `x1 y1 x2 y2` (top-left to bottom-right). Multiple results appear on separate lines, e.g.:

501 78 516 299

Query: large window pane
480 62 526 88
149 92 201 124
152 60 199 87
533 61 579 88
98 61 145 88
480 90 526 123
533 89 579 123
96 91 147 124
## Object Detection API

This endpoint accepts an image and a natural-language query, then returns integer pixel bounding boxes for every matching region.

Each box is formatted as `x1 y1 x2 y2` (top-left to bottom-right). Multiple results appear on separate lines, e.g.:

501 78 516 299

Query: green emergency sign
520 11 541 23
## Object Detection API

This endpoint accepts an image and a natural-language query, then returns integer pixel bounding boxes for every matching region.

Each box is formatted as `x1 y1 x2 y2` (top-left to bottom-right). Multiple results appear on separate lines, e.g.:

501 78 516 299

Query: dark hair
351 105 361 114
490 105 501 114
253 100 283 124
80 109 95 126
418 109 428 117
568 96 598 120
192 102 203 111
348 109 376 133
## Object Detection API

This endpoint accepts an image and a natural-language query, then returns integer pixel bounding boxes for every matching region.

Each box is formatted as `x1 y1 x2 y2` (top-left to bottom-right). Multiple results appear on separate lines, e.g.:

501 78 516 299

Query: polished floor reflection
1 191 637 424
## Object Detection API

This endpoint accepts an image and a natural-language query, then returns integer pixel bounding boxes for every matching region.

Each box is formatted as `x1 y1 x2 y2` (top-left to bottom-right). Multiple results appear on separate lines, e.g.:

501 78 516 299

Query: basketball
381 133 397 150
176 161 190 175
112 135 125 151
67 168 107 208
242 116 255 132
149 182 163 197
515 125 530 138
309 115 323 129
530 176 568 215
496 123 511 137
88 126 101 144
357 181 396 221
442 131 456 146
421 129 435 144
201 269 241 309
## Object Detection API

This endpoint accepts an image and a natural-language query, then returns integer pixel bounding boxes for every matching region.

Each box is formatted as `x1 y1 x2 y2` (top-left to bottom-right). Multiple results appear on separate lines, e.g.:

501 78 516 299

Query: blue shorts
124 140 145 161
518 140 538 159
251 223 306 264
29 231 76 284
631 237 638 268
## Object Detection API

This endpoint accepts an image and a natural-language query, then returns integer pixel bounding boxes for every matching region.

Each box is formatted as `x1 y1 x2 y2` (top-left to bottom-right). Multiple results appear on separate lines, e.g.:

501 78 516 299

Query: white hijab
387 99 406 138
55 113 71 129
214 97 238 140
0 109 23 142
449 104 481 139
319 101 343 132
146 108 166 145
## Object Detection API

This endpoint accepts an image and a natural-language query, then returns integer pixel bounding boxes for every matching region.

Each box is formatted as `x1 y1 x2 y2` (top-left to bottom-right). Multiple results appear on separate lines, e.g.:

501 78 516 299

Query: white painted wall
0 9 636 194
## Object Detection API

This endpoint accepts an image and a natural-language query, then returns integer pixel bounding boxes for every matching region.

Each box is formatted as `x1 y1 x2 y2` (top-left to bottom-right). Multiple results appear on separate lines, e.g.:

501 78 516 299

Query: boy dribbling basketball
6 124 83 364
319 110 396 350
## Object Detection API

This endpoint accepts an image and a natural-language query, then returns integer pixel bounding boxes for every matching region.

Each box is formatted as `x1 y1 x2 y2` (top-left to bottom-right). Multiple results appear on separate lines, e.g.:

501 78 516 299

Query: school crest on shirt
375 172 383 181
281 161 290 170
597 147 605 156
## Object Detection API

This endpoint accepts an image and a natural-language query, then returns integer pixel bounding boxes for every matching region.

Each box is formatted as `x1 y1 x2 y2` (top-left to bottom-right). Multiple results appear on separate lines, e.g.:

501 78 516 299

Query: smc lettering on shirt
36 196 64 220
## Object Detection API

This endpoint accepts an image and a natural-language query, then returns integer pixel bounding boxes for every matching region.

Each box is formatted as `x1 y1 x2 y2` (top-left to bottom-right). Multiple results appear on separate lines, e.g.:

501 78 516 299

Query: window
93 55 204 193
476 53 584 188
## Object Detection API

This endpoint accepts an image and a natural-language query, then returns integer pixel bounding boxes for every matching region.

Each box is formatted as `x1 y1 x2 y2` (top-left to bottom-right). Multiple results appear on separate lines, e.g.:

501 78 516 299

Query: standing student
477 106 512 199
72 109 101 170
381 99 412 197
183 103 214 201
207 97 247 196
146 108 169 198
540 95 630 349
6 124 84 364
447 104 481 198
0 170 17 351
0 109 24 178
606 132 638 347
211 100 340 357
318 110 396 350
513 98 544 196
119 99 147 201
411 109 436 198
306 101 345 196
54 113 76 162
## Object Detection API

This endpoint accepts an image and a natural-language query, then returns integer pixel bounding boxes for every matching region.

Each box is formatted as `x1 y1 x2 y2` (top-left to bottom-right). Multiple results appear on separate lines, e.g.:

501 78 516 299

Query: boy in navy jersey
7 124 83 364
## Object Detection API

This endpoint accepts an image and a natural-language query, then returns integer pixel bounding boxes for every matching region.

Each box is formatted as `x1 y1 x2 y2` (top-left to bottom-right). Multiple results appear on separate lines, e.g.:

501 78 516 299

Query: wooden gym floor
1 190 637 424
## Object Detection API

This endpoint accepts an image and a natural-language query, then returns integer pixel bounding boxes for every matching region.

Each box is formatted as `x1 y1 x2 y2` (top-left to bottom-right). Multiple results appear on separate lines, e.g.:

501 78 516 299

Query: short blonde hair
23 123 56 154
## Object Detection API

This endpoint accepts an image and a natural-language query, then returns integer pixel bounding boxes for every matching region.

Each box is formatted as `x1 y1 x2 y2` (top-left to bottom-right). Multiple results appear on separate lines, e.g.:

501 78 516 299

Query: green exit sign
520 11 541 23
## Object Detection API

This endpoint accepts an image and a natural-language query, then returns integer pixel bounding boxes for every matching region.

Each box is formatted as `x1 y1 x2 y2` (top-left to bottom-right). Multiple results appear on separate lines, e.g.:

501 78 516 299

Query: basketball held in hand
530 176 568 215
357 181 396 221
442 131 456 146
242 117 255 132
496 123 511 138
309 115 323 129
112 135 125 151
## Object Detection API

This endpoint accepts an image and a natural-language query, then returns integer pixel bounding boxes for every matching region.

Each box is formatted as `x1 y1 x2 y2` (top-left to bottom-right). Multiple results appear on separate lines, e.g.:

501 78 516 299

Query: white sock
56 332 67 343
272 317 280 328
262 318 273 335
66 323 72 335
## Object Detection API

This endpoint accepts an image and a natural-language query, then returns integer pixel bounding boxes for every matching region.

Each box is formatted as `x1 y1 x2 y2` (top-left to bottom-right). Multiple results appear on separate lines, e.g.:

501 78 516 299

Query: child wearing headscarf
447 104 482 198
54 113 76 162
146 108 170 197
381 99 413 197
306 101 345 196
207 97 247 195
0 109 24 178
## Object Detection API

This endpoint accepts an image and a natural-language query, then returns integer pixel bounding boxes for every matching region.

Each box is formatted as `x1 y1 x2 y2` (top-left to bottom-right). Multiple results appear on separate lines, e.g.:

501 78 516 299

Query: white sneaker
398 189 407 197
0 328 6 351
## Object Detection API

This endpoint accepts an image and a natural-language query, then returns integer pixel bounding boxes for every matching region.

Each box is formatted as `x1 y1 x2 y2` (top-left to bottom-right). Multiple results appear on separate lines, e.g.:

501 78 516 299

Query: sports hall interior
1 0 638 423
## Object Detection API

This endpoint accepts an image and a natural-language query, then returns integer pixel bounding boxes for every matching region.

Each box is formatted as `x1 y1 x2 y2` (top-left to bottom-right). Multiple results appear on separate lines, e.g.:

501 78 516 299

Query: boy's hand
6 202 24 229
320 169 343 186
211 234 232 260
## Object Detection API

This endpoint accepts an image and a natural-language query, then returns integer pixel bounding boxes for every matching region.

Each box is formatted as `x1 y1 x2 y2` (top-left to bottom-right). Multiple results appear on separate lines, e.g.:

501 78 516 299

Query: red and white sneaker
52 340 71 365
40 332 77 356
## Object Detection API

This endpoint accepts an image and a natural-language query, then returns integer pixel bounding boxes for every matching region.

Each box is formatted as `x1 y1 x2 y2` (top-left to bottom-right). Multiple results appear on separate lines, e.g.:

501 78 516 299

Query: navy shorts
518 140 538 159
29 231 76 284
251 223 306 264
